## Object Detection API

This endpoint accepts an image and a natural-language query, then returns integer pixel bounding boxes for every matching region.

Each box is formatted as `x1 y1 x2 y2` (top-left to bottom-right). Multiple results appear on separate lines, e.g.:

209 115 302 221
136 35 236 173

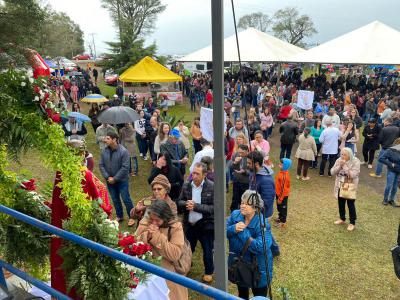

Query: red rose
34 86 41 94
122 248 131 255
21 179 36 191
131 244 139 256
118 235 135 248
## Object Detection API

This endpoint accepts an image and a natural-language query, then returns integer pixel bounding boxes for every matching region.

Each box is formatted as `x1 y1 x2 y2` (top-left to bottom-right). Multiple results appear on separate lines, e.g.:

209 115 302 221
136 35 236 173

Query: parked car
54 57 77 72
105 69 119 86
73 54 91 60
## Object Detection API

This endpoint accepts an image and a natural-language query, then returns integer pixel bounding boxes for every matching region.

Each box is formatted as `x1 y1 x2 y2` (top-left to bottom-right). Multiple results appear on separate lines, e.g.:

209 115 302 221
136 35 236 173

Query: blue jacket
249 166 275 218
227 210 273 288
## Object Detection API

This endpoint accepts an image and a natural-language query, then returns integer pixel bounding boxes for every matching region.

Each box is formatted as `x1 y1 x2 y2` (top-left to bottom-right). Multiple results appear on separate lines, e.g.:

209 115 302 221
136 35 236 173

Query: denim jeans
375 148 388 176
185 225 214 275
107 180 134 219
136 133 148 156
233 111 240 122
384 170 399 203
344 143 355 154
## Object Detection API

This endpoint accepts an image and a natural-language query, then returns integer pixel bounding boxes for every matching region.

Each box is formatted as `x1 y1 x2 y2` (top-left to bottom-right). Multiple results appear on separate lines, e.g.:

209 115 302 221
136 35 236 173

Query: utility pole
211 0 227 292
90 33 97 59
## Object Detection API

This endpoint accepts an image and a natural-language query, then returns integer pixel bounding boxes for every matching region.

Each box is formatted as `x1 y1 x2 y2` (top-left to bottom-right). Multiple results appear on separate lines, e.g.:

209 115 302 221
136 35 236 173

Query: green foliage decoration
0 69 134 296
60 201 133 300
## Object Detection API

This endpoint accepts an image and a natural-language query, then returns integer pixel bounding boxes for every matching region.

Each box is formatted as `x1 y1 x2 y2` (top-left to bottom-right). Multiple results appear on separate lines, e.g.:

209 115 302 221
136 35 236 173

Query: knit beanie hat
151 174 171 192
281 158 292 171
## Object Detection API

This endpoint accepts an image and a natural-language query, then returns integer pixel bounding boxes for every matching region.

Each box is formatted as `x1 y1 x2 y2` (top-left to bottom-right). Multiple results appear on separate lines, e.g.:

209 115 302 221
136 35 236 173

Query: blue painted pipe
0 260 72 300
0 205 241 300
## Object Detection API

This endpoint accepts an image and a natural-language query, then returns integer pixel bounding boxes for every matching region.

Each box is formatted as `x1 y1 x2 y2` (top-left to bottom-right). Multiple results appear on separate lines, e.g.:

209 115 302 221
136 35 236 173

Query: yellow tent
119 56 182 82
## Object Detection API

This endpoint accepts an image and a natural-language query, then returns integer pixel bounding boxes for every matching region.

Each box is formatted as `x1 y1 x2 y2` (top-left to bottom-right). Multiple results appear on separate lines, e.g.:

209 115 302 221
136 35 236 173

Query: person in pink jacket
71 82 79 102
260 107 273 139
251 130 270 158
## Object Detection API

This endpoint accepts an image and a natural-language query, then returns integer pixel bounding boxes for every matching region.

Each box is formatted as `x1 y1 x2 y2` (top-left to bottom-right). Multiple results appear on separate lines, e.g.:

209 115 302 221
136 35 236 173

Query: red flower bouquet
118 233 161 289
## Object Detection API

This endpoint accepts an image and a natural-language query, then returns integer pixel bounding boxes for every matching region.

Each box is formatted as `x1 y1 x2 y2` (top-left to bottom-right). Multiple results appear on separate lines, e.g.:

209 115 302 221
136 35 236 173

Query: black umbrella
98 106 140 124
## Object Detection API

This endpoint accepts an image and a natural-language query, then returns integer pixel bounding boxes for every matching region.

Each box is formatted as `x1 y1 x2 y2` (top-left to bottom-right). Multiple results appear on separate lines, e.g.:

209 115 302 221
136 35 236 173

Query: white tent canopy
287 21 400 65
177 27 305 63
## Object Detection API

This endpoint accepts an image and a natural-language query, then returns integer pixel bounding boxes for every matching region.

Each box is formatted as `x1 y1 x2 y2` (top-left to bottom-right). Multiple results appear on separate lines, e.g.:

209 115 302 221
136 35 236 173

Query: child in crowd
275 158 292 228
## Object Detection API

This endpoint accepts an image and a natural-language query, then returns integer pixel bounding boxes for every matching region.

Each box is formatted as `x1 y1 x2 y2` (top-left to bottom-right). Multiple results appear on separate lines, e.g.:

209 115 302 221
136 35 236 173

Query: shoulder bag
339 176 357 199
228 237 261 288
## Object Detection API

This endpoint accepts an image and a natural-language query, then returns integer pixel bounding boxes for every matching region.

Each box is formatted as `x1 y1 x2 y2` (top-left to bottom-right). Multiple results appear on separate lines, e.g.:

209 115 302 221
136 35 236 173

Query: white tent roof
287 21 400 65
177 28 304 62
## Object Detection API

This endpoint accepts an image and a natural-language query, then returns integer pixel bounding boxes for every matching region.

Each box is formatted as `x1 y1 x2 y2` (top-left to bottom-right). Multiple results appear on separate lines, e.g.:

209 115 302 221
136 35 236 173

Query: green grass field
7 81 400 299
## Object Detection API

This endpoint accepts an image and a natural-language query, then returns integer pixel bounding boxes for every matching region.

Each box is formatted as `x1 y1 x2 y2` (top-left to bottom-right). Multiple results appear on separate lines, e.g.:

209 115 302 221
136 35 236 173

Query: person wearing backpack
136 200 189 300
227 190 273 300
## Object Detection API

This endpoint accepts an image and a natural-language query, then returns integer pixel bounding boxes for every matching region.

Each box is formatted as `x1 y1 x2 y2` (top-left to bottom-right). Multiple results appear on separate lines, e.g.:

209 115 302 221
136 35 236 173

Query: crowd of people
55 65 400 300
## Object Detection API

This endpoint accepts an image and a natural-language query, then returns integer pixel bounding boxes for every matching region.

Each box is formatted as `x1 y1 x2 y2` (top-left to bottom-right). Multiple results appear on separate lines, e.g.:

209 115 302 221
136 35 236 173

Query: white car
53 57 77 72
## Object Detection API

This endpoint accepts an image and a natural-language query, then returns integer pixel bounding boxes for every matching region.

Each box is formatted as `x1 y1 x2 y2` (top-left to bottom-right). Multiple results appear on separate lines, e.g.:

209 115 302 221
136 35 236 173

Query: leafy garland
0 69 139 298
60 201 132 299
0 146 50 280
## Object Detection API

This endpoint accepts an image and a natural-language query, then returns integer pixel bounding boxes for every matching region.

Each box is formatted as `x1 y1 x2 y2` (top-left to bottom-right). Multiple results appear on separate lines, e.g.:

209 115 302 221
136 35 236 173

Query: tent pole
211 0 227 292
275 63 282 90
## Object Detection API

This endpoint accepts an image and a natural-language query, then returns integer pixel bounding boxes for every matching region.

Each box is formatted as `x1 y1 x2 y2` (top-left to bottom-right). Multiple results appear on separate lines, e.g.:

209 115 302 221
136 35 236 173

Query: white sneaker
360 161 366 165
139 153 143 157
368 164 373 169
143 156 148 161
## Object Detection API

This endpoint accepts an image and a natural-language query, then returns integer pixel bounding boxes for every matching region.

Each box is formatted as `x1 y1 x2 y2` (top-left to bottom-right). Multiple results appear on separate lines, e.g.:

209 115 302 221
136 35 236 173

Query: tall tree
238 12 270 32
272 7 317 47
0 0 85 68
101 0 166 53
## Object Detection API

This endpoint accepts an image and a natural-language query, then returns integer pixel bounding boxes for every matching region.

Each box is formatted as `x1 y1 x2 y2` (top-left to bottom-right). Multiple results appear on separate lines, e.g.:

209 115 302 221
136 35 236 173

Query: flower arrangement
0 161 51 280
118 233 162 289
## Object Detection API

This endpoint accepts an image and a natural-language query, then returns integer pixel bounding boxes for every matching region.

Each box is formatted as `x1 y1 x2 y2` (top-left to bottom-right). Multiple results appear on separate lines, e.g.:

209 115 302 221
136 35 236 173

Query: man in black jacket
370 118 400 178
279 115 299 159
178 162 214 284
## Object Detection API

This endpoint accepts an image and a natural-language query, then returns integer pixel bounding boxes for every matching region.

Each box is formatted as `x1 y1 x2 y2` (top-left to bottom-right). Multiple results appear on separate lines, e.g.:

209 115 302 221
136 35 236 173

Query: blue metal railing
0 205 241 300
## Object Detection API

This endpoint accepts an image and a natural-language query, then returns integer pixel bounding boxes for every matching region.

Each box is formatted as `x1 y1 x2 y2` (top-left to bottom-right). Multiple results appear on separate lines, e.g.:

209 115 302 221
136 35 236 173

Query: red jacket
278 105 292 120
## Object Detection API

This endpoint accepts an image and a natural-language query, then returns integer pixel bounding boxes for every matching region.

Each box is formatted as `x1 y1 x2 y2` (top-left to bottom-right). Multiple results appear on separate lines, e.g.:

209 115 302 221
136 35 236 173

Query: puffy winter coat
227 210 273 289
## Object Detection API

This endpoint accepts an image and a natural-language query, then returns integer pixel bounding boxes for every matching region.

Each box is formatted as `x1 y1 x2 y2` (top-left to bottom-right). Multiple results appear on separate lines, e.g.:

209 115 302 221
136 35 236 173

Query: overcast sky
47 0 400 56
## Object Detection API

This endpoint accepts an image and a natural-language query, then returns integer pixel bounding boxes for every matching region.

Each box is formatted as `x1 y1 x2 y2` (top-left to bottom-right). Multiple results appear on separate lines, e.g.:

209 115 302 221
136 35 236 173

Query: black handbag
228 237 261 288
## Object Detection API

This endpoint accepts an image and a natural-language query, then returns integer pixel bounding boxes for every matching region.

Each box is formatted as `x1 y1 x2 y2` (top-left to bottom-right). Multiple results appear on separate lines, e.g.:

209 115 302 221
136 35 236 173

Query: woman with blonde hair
331 147 360 231
233 133 249 153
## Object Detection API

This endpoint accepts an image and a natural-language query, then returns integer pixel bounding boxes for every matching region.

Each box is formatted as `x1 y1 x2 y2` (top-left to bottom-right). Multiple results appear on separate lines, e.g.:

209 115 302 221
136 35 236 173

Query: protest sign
297 90 314 110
